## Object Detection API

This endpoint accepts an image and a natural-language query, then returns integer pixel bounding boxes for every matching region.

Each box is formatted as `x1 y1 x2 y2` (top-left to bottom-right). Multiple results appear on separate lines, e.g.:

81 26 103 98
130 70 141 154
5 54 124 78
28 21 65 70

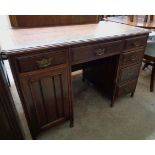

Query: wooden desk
0 21 150 138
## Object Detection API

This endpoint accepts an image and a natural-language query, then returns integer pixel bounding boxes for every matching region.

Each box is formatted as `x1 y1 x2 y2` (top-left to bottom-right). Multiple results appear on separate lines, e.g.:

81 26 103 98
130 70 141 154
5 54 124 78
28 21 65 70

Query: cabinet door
20 65 71 136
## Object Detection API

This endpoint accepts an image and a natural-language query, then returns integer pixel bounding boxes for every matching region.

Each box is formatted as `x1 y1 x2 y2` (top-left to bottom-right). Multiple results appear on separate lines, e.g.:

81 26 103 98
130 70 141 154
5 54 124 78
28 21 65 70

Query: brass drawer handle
129 55 139 62
95 49 105 56
131 57 136 61
37 57 53 68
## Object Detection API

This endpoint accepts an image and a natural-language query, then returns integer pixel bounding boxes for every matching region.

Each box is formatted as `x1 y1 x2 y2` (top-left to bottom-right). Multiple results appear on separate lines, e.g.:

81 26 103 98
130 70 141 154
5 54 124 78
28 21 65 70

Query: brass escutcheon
37 57 53 68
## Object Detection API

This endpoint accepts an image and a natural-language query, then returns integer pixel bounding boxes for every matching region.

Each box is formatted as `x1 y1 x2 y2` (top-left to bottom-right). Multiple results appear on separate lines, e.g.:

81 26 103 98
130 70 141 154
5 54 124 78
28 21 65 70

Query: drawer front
118 64 141 83
117 80 137 97
125 36 147 51
16 50 68 73
71 40 123 64
120 49 144 67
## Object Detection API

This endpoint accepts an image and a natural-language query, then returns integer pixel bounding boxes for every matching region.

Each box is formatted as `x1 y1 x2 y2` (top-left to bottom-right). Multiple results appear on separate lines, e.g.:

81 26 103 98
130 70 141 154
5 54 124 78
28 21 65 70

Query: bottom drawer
116 80 137 97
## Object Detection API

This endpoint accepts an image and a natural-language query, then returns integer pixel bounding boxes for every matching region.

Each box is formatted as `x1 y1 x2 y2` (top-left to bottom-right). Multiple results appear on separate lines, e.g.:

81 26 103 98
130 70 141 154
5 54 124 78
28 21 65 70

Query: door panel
20 65 71 136
41 77 58 122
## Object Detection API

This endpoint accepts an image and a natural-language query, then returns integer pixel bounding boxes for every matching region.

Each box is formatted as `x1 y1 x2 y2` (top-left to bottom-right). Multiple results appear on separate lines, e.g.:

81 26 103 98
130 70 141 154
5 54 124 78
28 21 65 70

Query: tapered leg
69 104 74 127
110 81 117 107
150 65 155 92
69 96 74 128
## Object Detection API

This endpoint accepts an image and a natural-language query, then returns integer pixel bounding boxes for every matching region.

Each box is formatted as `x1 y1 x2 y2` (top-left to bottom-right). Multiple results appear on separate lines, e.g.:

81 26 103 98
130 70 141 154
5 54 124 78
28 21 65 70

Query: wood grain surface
0 21 149 54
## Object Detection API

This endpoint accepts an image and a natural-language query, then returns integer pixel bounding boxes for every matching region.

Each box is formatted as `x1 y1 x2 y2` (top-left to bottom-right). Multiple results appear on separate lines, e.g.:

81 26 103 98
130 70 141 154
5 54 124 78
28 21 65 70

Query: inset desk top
0 21 150 54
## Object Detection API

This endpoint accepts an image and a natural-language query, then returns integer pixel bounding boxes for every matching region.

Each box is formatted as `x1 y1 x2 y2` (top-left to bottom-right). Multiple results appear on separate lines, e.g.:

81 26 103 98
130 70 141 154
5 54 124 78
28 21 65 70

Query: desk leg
150 65 155 92
69 98 74 128
130 92 134 97
111 91 116 107
110 99 115 107
110 78 118 107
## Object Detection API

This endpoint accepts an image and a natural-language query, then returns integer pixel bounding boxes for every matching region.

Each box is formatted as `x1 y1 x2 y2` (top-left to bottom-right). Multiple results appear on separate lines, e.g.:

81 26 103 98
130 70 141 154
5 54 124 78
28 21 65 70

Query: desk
0 21 150 138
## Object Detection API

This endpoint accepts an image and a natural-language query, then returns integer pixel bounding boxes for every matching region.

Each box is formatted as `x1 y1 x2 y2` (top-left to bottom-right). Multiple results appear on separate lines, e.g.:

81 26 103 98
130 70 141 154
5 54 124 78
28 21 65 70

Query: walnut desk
0 21 150 138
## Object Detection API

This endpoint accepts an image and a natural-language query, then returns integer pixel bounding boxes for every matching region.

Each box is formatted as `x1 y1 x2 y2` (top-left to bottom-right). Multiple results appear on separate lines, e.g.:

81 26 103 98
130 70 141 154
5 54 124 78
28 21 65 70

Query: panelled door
20 64 71 137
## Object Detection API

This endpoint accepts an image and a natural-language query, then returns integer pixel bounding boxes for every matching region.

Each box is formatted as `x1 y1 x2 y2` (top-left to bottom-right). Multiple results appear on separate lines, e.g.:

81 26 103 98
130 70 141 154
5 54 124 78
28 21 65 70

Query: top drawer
71 40 124 64
16 49 68 73
125 36 148 51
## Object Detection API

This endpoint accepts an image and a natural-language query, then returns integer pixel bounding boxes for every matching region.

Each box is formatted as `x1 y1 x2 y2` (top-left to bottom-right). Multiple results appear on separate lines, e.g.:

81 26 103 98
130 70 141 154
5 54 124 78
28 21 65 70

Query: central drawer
71 40 124 64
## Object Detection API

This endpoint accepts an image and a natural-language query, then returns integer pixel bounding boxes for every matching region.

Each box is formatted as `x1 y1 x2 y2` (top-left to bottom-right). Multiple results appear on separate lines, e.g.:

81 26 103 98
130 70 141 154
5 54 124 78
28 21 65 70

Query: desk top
0 21 150 54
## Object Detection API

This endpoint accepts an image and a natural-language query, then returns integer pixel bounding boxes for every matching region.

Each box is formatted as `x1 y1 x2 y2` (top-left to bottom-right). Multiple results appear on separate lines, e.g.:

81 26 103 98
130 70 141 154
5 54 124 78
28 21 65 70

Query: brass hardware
95 48 105 56
131 57 136 61
37 57 53 68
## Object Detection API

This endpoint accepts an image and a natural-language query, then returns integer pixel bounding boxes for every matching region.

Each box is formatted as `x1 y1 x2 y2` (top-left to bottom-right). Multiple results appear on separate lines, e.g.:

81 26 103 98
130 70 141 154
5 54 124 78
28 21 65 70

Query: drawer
120 49 144 67
116 80 137 97
125 36 147 51
118 64 141 83
71 40 124 64
16 49 68 73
